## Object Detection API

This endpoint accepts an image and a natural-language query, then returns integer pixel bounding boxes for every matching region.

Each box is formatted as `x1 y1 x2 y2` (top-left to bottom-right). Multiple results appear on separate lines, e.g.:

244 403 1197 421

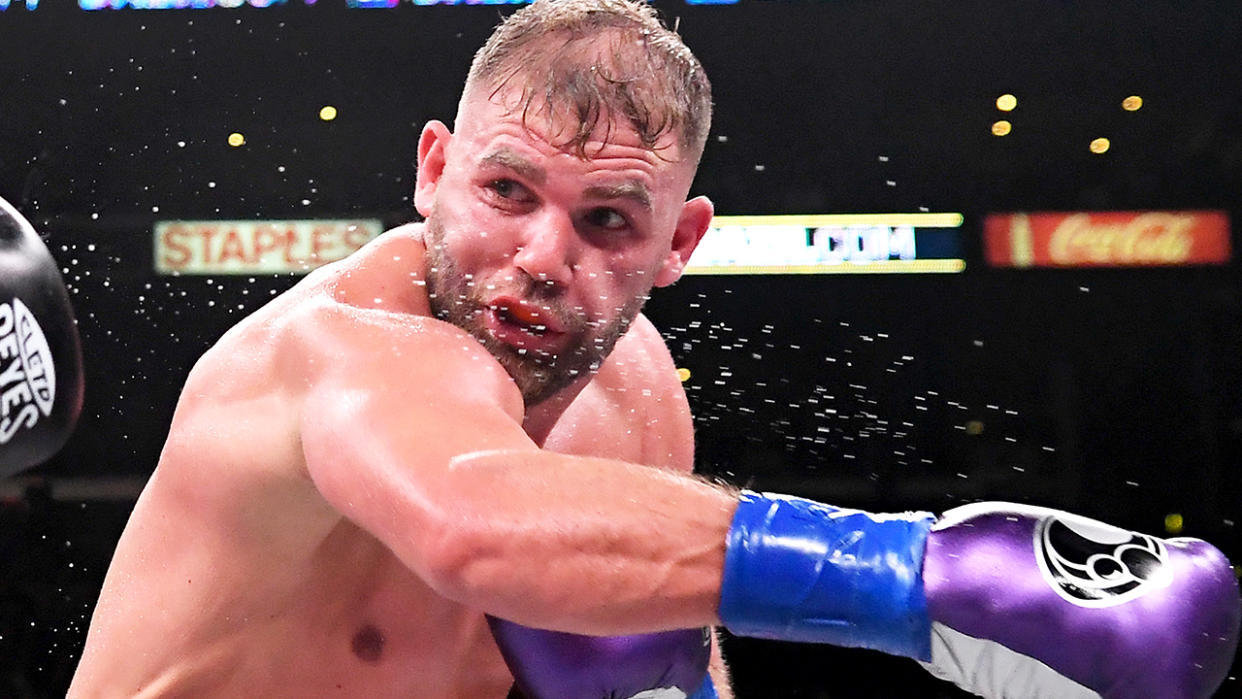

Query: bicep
299 332 534 577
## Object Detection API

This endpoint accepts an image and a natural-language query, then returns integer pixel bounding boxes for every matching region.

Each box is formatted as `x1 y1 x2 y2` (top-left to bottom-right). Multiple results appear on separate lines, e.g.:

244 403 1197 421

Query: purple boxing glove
922 502 1241 699
717 492 1239 698
487 615 715 699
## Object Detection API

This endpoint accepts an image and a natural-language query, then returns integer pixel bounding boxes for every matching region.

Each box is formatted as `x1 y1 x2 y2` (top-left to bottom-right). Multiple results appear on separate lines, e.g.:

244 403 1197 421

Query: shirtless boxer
70 2 1238 698
72 2 725 696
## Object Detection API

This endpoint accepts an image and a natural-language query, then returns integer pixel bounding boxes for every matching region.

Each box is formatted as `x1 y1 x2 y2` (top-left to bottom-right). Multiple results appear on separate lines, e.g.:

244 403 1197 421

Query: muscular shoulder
326 223 431 312
603 314 677 382
592 313 696 471
302 227 522 418
180 222 521 421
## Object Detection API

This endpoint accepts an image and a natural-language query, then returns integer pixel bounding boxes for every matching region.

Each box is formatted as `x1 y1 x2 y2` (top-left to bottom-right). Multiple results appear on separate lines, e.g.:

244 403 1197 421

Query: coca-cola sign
983 211 1231 267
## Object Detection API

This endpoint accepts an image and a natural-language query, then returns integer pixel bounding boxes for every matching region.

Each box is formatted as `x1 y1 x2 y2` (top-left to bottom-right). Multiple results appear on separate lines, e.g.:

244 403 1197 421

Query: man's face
414 87 712 407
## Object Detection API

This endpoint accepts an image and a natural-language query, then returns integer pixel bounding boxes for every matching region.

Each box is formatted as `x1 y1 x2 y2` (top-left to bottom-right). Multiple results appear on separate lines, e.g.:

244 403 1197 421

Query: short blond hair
463 0 712 163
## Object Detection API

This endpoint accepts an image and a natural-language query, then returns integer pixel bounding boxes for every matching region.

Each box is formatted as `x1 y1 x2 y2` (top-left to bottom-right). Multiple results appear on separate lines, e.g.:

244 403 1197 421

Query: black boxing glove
0 195 83 477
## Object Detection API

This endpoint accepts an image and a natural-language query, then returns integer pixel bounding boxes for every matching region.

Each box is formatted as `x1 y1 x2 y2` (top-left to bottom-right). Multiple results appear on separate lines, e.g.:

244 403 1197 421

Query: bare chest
291 541 515 699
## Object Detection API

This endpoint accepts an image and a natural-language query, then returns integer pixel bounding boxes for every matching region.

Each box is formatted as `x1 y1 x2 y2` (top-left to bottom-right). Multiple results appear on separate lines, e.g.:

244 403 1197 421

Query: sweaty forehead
455 84 687 165
479 145 656 211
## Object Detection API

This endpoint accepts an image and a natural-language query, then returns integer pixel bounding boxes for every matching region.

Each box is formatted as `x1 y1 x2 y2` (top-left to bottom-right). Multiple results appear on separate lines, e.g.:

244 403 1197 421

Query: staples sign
155 219 383 275
984 211 1231 268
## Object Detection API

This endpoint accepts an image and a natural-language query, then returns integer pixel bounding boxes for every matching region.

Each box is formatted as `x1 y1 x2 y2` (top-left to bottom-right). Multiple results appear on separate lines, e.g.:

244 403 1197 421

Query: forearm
485 490 1238 699
420 448 738 636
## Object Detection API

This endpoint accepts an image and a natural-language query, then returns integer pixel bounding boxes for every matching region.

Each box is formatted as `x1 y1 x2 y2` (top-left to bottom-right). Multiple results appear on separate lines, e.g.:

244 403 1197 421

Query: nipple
351 624 386 663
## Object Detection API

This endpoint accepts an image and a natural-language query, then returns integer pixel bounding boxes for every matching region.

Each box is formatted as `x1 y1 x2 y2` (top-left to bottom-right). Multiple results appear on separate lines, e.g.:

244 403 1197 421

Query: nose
512 212 575 289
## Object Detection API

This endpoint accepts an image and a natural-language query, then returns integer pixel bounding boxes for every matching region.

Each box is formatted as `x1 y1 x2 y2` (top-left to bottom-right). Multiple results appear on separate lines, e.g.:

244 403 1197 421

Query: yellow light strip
708 213 964 228
682 259 967 275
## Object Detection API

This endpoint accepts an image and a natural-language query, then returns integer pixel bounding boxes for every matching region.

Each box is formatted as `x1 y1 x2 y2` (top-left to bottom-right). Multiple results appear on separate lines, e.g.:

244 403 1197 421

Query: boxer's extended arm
486 492 1238 699
300 314 1235 698
427 448 734 634
300 315 736 636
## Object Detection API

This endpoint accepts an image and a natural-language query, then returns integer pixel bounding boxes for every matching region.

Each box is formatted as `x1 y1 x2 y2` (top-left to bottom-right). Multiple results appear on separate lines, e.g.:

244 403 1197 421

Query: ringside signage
154 219 382 275
984 211 1231 268
685 213 966 275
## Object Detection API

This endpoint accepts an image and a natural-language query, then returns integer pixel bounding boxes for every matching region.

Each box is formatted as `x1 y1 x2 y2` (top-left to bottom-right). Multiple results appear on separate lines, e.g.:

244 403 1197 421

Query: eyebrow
479 148 546 186
584 181 652 213
478 147 652 212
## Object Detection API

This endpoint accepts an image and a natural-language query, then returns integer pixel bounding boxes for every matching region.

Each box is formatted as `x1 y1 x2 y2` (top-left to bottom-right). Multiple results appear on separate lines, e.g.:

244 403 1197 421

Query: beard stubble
422 215 648 408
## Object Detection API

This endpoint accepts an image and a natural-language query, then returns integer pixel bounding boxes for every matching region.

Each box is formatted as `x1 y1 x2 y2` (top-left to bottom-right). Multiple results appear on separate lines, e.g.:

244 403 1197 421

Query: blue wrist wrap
718 490 936 660
688 675 718 699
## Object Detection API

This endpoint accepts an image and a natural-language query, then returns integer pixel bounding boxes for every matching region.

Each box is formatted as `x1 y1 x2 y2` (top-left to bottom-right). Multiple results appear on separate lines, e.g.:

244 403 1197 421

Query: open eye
584 207 630 232
486 178 534 204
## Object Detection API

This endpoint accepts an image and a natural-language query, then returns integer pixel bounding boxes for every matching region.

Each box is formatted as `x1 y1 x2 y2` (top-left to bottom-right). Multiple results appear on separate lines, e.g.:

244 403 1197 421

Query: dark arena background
2 0 1241 696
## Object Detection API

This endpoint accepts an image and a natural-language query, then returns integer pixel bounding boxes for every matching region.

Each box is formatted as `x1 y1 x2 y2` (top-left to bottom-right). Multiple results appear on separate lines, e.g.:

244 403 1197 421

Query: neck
521 373 594 446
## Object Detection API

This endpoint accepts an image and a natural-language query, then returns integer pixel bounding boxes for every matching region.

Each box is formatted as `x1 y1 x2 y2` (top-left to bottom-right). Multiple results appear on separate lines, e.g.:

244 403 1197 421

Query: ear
414 120 452 218
654 195 714 287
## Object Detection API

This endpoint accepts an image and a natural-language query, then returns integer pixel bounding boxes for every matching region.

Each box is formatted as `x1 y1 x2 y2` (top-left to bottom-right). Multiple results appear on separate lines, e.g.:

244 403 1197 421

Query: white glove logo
0 298 56 444
1034 512 1172 607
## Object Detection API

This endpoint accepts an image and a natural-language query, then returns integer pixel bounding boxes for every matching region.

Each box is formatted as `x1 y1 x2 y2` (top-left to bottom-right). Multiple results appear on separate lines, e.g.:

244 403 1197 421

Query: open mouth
485 297 568 352
493 302 551 335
